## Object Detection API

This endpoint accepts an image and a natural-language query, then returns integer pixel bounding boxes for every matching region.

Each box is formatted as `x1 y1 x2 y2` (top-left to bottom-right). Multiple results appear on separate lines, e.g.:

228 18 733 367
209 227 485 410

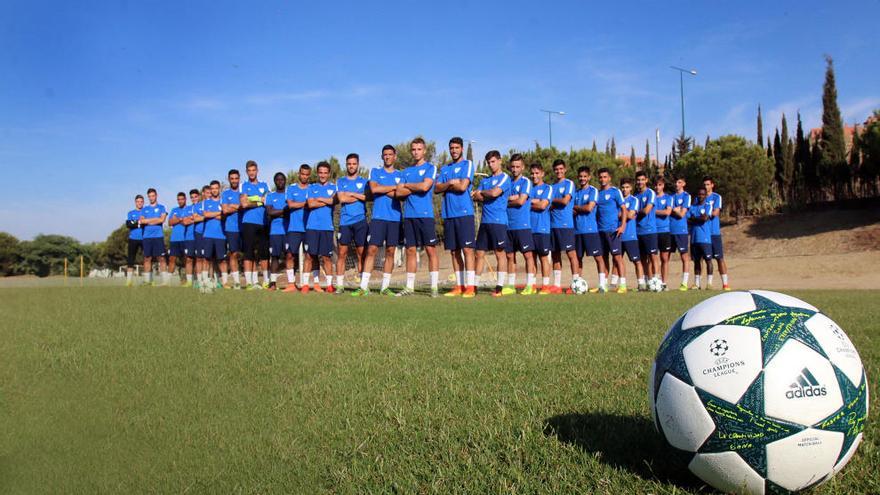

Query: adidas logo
785 368 827 399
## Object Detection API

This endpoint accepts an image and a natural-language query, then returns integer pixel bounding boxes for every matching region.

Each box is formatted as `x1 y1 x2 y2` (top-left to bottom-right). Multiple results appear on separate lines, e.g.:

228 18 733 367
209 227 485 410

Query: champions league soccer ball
570 277 589 294
649 290 868 494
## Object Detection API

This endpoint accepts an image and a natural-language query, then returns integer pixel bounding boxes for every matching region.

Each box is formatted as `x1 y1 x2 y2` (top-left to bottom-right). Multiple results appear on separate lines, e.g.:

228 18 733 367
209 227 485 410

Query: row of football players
124 137 730 296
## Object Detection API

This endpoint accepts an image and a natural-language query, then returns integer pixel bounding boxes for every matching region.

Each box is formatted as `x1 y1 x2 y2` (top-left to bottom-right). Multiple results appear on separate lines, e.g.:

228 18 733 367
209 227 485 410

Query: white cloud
842 97 880 123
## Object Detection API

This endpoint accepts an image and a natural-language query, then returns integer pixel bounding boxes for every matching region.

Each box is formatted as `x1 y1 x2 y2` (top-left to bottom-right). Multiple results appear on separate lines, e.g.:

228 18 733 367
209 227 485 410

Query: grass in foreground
0 288 877 494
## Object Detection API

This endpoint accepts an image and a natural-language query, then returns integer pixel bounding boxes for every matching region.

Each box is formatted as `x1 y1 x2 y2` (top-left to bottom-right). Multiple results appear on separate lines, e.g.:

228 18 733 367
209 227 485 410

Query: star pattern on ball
815 366 869 464
652 316 710 393
710 339 728 357
721 294 822 366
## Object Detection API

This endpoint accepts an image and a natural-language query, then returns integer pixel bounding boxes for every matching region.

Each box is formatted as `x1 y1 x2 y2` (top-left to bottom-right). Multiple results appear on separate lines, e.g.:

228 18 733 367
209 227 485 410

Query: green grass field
1 288 876 494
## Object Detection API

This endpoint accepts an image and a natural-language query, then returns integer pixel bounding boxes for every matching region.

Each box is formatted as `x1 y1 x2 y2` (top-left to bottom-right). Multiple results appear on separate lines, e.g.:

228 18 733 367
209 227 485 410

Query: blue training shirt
127 209 143 240
202 199 225 239
169 207 186 242
266 191 288 235
369 167 402 222
193 202 205 234
574 186 599 234
507 176 532 231
337 176 367 226
634 188 657 235
403 162 436 219
670 192 691 235
529 183 553 234
438 160 475 219
622 196 639 242
549 178 576 229
240 181 270 225
221 189 241 233
286 184 309 233
182 205 195 241
595 187 625 233
141 204 166 239
478 172 511 225
306 182 337 231
688 202 713 244
654 193 671 233
706 192 723 236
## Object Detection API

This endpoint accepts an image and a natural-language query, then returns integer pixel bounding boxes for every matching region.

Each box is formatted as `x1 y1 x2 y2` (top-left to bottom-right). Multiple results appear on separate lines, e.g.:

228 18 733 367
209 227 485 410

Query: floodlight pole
540 109 565 148
670 66 697 139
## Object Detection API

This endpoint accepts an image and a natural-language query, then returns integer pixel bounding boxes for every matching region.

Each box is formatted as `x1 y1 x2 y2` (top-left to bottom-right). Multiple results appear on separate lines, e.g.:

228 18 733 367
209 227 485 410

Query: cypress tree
820 55 847 199
466 141 474 163
850 124 862 196
644 140 651 171
781 113 794 202
591 140 597 153
610 137 617 158
757 104 764 147
794 112 809 202
773 128 784 197
604 140 610 156
705 135 711 149
630 146 637 169
767 137 773 158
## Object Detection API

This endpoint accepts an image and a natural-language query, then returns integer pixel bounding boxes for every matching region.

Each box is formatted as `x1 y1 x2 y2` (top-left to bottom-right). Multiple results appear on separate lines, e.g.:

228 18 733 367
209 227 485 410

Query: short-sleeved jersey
286 184 310 233
574 186 599 234
507 176 532 231
403 162 436 219
549 179 576 229
193 202 205 234
240 181 270 225
653 193 671 233
169 206 186 242
182 205 195 241
529 183 553 234
670 192 692 235
127 209 143 240
336 176 367 226
688 202 712 244
202 199 225 239
595 187 625 233
438 160 475 219
221 189 241 233
369 167 402 222
141 204 167 239
478 172 511 225
621 196 639 242
634 188 657 235
306 182 337 231
706 192 723 236
266 191 288 235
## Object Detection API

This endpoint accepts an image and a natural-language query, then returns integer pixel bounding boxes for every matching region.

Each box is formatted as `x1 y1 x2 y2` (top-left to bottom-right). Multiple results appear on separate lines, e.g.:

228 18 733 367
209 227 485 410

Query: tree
781 113 795 202
466 141 474 163
673 135 694 163
859 110 880 197
849 124 862 195
96 225 133 270
820 55 848 200
630 146 637 169
676 135 775 217
610 137 617 158
757 104 764 147
644 140 651 172
17 234 91 277
591 140 597 153
795 112 812 203
766 137 773 158
0 232 21 276
704 135 710 149
773 128 784 198
604 140 610 156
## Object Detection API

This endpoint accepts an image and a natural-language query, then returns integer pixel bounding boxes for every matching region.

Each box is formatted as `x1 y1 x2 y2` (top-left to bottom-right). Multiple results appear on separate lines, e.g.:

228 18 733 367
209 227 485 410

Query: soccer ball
649 290 868 494
570 277 589 294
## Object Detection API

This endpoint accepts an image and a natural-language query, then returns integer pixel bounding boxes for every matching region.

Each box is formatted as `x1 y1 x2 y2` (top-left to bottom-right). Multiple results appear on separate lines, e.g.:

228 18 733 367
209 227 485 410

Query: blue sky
2 0 878 242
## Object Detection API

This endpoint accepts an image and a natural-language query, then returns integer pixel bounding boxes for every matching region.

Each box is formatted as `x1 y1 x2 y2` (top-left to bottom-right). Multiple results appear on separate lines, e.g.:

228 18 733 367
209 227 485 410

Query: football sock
682 272 690 285
721 274 729 285
599 273 607 288
695 275 702 287
508 273 516 287
302 272 311 286
221 272 228 284
263 270 269 283
456 271 464 286
638 277 646 286
324 275 332 287
610 274 619 286
496 272 506 288
707 274 714 286
474 275 482 287
186 274 193 283
381 273 392 291
619 277 627 287
336 275 344 287
244 271 252 285
312 270 319 282
429 271 439 289
126 272 133 283
286 269 295 283
466 271 476 287
553 270 562 287
526 273 536 287
162 272 171 284
406 273 416 291
360 272 371 290
270 273 278 283
542 276 550 287
231 271 239 284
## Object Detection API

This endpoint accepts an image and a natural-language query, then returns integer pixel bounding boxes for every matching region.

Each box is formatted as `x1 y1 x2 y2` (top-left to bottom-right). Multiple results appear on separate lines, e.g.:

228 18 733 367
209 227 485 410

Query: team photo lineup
125 136 732 297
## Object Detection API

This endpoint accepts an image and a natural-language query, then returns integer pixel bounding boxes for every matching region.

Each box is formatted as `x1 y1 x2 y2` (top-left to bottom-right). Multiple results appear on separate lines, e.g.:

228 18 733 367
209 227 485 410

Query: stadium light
539 109 565 148
670 66 697 139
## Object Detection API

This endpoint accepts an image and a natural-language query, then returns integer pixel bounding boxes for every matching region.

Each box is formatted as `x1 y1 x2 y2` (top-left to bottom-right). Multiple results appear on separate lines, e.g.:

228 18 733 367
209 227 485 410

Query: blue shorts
269 234 286 258
169 241 185 258
403 218 437 248
444 216 475 251
368 220 400 247
286 231 304 255
194 233 206 259
203 237 227 260
711 235 724 259
533 233 551 257
638 233 659 256
476 223 507 251
551 228 576 253
657 232 672 253
339 220 368 247
184 239 197 258
143 237 166 258
623 240 641 262
599 231 622 256
576 233 603 259
692 242 714 261
306 230 335 257
672 234 689 253
504 229 534 254
226 231 241 253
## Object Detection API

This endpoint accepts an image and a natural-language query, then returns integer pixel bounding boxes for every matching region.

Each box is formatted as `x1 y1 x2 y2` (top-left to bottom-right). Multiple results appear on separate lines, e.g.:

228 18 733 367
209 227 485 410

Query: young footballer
265 172 289 291
670 176 692 290
285 164 311 292
703 176 730 290
167 192 188 284
192 186 209 288
472 150 511 297
239 161 270 290
396 138 440 297
529 163 554 294
688 186 714 289
335 153 368 294
201 181 226 291
594 168 627 293
139 188 168 286
549 159 581 293
182 189 199 287
221 169 242 289
505 154 537 295
634 171 660 291
125 195 144 286
619 178 642 291
653 177 673 290
304 162 337 293
573 166 606 291
434 137 477 297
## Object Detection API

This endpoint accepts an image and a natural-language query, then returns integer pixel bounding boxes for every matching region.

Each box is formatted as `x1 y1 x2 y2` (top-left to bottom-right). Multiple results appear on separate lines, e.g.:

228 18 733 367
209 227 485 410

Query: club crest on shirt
326 188 333 195
395 177 401 184
418 169 426 177
259 187 265 194
454 167 461 173
357 183 363 189
605 193 611 200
